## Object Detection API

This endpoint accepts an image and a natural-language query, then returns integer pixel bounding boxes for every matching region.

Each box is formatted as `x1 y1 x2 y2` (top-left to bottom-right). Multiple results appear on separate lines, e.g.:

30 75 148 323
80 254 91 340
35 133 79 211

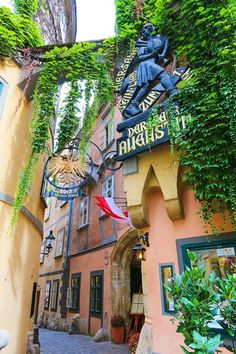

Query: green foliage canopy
14 0 39 17
0 5 42 58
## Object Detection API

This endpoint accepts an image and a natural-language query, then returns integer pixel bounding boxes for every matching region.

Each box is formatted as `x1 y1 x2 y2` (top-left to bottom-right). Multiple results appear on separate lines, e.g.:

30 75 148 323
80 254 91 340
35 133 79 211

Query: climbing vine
14 0 39 17
9 41 115 231
154 0 236 231
0 2 42 58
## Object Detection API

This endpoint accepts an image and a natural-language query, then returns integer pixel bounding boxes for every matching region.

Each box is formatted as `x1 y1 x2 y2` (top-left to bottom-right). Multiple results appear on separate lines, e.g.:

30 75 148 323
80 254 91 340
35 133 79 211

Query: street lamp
41 230 55 256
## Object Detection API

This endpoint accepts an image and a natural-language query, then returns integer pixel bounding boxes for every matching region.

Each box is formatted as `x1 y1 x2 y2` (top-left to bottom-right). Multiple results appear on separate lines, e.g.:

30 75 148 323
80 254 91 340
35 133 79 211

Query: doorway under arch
110 229 141 323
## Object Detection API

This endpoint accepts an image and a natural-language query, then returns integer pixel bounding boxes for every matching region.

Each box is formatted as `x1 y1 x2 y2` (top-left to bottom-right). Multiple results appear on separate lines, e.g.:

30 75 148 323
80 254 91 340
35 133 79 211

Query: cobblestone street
40 328 130 354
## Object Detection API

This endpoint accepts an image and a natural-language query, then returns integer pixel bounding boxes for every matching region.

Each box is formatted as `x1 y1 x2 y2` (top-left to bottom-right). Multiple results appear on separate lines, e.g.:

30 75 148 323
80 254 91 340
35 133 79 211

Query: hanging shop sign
42 139 103 201
115 23 191 161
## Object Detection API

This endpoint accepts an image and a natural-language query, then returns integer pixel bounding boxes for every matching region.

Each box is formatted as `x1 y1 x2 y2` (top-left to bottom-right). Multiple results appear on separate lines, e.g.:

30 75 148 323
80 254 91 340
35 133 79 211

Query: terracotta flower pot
111 325 124 344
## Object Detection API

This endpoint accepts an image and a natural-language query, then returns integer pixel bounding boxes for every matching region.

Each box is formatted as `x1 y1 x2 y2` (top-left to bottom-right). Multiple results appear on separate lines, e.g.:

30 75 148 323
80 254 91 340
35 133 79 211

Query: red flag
94 196 134 228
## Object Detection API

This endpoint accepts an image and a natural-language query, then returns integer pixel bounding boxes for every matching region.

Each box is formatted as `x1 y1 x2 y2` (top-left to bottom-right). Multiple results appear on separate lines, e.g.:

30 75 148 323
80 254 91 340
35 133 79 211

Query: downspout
60 198 74 318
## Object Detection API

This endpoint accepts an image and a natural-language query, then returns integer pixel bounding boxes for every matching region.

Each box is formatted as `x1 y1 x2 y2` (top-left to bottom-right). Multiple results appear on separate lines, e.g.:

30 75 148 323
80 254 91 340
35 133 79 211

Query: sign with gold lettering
115 23 191 161
116 107 186 161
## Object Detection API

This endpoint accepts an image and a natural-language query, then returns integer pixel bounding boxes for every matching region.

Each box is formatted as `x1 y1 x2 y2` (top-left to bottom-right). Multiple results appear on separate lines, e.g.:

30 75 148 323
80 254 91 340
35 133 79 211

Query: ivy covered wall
116 0 236 231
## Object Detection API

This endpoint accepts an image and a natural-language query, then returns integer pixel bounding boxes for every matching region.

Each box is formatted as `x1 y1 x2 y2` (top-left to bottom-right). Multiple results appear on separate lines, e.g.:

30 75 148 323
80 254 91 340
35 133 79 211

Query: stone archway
110 229 138 322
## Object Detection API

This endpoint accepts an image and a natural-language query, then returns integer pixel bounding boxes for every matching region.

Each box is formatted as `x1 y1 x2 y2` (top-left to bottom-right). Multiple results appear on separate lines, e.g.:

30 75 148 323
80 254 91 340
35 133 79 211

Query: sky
76 0 115 41
0 0 116 41
0 0 12 7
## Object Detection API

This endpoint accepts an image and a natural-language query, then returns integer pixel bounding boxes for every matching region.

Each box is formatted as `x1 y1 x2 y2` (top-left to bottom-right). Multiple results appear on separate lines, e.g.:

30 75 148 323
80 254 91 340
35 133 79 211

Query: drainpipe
60 198 74 318
0 330 10 351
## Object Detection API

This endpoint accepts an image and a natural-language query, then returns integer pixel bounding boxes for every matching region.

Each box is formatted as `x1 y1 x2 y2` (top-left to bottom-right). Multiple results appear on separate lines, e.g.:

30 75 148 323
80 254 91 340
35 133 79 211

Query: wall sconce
41 230 55 256
133 232 150 261
139 232 149 247
133 242 146 261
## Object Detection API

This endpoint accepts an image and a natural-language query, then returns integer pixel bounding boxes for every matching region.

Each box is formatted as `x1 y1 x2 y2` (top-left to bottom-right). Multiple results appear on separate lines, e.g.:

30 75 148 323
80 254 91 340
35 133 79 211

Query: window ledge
77 223 89 231
68 307 80 313
101 139 115 153
90 312 102 318
99 213 109 220
54 254 63 259
60 201 68 208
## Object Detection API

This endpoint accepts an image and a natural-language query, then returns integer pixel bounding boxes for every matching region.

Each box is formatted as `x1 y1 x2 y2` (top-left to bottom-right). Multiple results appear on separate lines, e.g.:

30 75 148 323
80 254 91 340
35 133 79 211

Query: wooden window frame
54 228 65 258
78 196 89 228
90 271 103 318
104 117 114 148
44 280 51 310
102 175 114 198
40 240 46 264
159 263 175 316
69 273 81 312
51 279 59 312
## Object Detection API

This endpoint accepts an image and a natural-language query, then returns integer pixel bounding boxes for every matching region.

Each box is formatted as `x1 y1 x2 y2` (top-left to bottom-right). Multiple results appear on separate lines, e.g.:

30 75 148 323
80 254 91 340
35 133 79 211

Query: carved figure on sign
117 23 182 119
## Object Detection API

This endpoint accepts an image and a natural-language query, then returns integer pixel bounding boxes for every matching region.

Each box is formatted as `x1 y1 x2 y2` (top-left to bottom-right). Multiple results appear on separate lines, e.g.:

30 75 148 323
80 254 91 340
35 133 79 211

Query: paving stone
39 328 129 354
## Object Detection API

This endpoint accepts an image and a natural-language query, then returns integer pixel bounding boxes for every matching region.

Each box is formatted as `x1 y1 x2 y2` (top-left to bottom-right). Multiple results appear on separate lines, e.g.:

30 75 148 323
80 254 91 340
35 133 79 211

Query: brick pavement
39 328 130 354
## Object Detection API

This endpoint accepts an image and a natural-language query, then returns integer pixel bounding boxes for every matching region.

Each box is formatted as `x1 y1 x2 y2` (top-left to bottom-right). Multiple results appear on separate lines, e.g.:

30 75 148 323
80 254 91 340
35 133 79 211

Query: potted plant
111 315 125 344
128 332 140 353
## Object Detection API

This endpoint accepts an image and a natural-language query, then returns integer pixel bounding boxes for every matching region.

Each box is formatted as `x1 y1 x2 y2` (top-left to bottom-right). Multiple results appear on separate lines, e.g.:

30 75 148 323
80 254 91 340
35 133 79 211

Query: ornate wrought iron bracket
42 137 123 201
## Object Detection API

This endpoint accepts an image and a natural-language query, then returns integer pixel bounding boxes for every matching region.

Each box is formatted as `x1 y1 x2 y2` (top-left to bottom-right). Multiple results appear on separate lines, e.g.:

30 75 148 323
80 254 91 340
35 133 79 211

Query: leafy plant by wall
216 273 236 352
165 251 236 353
167 251 221 352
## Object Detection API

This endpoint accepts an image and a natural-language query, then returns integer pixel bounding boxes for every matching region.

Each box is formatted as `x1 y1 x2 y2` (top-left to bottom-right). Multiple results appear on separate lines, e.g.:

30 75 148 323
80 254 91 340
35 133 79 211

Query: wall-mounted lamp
139 232 149 247
133 242 146 261
133 232 150 261
41 230 55 256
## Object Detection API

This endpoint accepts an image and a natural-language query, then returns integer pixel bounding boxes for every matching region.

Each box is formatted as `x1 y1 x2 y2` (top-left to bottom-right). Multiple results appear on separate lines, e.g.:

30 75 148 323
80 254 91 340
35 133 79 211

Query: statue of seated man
125 23 177 117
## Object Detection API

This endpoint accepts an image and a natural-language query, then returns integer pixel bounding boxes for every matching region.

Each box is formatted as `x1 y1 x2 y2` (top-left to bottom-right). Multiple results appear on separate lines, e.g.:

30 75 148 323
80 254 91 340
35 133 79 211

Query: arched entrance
110 229 141 323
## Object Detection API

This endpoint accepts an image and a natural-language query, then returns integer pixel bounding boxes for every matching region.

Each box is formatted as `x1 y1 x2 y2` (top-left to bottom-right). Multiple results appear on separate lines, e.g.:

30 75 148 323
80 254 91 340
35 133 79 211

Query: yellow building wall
0 60 45 354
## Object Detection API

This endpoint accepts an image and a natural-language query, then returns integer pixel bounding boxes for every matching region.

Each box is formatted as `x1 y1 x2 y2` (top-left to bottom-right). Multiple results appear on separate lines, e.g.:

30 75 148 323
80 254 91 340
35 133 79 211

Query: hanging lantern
133 243 146 261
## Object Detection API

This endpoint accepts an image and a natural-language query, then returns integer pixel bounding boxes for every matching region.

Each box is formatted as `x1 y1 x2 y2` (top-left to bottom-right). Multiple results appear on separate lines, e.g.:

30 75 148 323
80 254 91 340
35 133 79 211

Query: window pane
0 82 3 96
90 274 102 314
51 280 59 310
79 196 89 227
44 281 51 309
55 229 64 257
191 247 236 278
71 275 80 309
